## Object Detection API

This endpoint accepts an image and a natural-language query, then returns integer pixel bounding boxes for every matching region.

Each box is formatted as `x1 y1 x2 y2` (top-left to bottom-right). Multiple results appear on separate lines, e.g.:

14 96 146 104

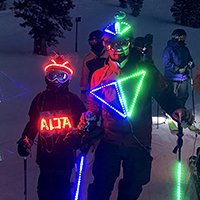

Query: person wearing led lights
80 30 109 104
78 11 194 200
17 55 86 200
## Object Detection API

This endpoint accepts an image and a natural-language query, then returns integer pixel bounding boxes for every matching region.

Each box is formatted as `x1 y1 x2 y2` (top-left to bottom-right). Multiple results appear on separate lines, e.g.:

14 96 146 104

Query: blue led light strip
0 69 29 103
74 155 85 200
104 21 131 36
90 81 127 118
90 70 146 118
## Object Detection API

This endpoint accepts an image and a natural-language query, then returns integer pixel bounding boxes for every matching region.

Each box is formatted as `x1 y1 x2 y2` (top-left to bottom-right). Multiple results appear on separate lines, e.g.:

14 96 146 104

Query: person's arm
193 68 200 96
163 46 183 74
151 64 193 126
17 94 41 156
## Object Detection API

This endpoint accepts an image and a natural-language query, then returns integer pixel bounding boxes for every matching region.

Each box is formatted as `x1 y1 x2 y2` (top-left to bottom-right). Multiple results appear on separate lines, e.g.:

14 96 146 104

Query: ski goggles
45 69 70 83
105 39 131 50
88 38 103 45
172 35 187 41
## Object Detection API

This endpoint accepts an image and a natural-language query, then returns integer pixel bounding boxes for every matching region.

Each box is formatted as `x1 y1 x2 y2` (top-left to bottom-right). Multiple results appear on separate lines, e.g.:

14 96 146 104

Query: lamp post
75 17 81 52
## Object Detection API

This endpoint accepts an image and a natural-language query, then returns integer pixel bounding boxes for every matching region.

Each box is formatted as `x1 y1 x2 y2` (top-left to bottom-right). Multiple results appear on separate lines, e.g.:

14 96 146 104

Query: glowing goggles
105 39 130 50
45 69 70 83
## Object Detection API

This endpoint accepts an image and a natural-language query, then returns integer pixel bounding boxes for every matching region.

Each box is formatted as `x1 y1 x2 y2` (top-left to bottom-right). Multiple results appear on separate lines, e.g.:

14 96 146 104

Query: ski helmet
88 30 104 54
145 34 153 44
171 29 187 41
44 56 73 88
103 11 133 63
133 37 147 54
88 30 104 45
103 11 133 42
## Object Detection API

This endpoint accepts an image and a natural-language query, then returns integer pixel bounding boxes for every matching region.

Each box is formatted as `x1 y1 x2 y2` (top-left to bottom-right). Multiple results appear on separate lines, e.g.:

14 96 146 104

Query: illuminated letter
53 118 61 129
40 118 49 131
49 119 54 131
62 117 72 129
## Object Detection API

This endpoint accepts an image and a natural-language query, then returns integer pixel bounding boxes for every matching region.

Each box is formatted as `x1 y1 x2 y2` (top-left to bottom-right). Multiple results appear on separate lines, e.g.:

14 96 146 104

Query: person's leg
54 170 72 200
88 141 121 200
177 80 189 107
118 147 153 200
37 168 54 200
169 80 188 107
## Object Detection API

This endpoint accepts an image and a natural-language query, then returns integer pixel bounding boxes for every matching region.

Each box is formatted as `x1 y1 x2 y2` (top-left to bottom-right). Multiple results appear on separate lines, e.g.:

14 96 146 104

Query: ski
167 118 199 135
167 119 179 134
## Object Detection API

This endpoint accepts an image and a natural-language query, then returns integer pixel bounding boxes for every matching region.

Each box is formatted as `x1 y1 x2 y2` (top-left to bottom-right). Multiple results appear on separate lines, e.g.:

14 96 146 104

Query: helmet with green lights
103 11 133 41
103 11 133 63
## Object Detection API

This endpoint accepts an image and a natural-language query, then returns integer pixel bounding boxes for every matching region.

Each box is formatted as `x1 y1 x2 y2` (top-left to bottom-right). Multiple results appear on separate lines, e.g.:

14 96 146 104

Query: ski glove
77 111 96 131
174 65 189 75
172 108 194 128
187 61 195 69
17 136 32 157
63 128 82 149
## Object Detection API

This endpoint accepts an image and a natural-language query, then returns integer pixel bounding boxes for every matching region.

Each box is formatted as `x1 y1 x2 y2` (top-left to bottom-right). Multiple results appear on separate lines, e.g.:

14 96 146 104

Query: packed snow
1 0 200 199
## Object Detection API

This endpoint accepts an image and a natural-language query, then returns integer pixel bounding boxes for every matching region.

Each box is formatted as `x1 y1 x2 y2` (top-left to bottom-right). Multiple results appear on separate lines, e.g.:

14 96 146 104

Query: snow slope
1 0 200 199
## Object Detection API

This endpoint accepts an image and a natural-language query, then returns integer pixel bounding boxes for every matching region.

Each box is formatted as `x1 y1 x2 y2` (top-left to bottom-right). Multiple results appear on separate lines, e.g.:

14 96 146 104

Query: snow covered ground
1 0 200 199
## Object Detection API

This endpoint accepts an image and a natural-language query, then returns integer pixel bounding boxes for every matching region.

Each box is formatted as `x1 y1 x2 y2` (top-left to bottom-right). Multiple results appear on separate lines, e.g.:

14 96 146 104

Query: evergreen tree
171 0 200 28
128 0 144 17
0 0 6 10
119 0 144 17
10 0 75 55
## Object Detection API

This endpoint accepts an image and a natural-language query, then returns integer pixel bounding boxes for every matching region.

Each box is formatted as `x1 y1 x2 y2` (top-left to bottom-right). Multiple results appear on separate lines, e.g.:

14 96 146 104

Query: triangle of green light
117 70 146 117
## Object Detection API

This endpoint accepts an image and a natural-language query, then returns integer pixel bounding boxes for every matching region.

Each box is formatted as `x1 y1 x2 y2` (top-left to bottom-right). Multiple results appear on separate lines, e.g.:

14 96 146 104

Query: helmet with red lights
44 55 73 88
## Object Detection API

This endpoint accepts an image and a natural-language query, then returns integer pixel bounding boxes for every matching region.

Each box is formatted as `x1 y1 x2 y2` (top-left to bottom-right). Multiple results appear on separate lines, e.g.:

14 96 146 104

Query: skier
144 33 154 63
163 29 198 133
80 30 109 104
78 11 194 200
163 29 195 107
17 55 86 200
132 36 147 63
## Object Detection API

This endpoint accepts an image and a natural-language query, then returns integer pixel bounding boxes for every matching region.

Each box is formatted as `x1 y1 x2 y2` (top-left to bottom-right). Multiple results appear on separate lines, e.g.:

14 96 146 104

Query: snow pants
168 80 189 107
88 141 153 200
37 167 72 200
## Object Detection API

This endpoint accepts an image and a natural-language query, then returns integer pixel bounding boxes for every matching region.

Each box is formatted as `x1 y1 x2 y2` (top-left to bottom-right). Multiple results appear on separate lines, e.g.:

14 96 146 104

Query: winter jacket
19 83 86 170
80 48 109 91
87 52 183 148
194 67 200 96
163 40 193 81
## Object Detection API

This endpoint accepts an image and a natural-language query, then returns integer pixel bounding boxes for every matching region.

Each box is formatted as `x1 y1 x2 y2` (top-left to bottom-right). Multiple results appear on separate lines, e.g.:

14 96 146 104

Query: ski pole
157 102 159 129
24 157 27 200
175 75 184 95
190 69 195 117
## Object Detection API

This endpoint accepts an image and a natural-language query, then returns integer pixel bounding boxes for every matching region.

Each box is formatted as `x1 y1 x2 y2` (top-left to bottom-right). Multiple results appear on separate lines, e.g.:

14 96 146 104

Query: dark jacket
19 83 86 170
87 51 183 148
80 48 109 91
163 40 193 81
